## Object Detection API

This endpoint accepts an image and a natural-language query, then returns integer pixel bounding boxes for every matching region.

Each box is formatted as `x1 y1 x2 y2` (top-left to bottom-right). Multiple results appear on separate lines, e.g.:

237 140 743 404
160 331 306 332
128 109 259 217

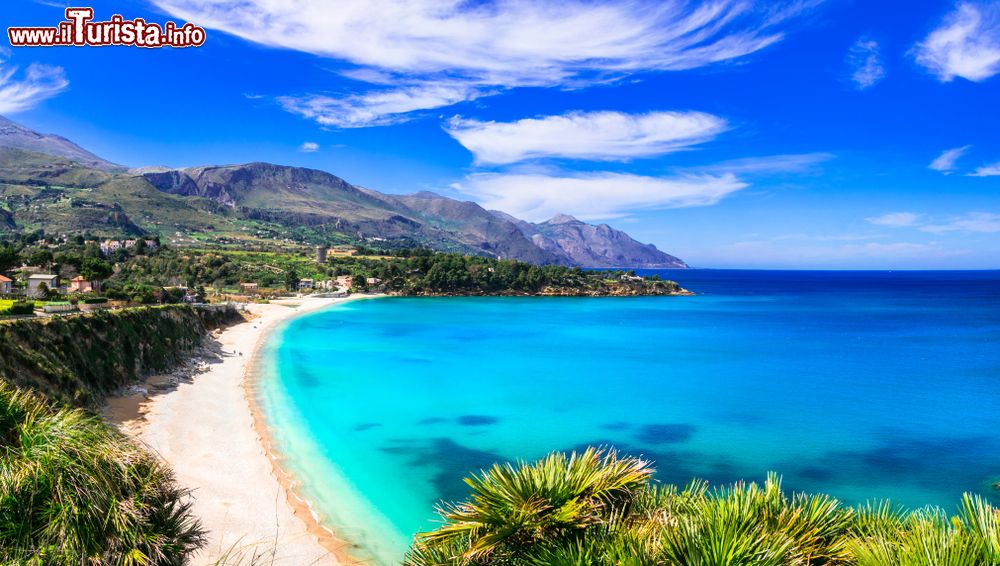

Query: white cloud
929 145 971 173
867 211 1000 234
914 2 1000 82
848 38 885 89
278 82 487 128
867 212 922 227
694 152 834 175
154 0 824 127
299 141 319 152
451 171 748 222
921 212 1000 233
0 55 68 114
968 161 1000 176
445 110 728 165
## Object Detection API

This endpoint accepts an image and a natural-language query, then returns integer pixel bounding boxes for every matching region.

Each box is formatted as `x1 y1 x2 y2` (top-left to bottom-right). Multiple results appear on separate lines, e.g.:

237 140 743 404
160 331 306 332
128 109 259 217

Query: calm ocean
257 270 1000 564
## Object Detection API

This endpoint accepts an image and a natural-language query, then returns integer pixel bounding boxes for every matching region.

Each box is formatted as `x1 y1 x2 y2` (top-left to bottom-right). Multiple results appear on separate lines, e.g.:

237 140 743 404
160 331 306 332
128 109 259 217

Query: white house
0 275 12 294
27 274 59 297
100 240 124 255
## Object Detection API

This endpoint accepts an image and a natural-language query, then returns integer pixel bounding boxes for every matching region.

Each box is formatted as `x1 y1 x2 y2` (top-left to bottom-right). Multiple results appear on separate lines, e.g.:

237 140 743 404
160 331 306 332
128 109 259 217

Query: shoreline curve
105 295 379 565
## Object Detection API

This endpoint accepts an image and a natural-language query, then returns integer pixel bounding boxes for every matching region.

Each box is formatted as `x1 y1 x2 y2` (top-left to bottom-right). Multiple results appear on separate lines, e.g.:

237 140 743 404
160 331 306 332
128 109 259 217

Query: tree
28 249 53 268
0 243 21 275
80 258 113 280
284 267 300 291
82 242 102 259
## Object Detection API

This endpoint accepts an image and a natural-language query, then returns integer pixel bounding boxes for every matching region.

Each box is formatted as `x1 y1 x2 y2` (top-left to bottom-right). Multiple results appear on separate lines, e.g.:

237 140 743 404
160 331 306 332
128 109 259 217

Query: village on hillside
0 234 366 317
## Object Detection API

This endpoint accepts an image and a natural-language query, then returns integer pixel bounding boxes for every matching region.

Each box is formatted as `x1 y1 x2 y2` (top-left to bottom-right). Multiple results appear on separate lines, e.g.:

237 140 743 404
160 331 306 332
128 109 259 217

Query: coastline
244 294 387 566
105 295 373 565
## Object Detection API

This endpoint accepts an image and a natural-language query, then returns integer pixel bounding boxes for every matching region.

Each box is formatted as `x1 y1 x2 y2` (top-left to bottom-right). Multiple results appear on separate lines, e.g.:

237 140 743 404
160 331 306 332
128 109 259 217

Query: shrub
0 300 34 316
407 448 1000 566
8 302 34 315
0 382 205 564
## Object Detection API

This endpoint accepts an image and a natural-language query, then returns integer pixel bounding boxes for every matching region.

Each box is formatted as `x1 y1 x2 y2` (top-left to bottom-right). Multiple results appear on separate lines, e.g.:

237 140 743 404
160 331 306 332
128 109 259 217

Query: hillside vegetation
0 305 241 565
115 248 687 296
408 448 1000 566
0 305 242 406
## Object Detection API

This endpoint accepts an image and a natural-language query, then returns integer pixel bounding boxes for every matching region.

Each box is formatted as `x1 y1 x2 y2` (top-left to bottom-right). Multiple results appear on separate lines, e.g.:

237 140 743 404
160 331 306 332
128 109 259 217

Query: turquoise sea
256 270 1000 564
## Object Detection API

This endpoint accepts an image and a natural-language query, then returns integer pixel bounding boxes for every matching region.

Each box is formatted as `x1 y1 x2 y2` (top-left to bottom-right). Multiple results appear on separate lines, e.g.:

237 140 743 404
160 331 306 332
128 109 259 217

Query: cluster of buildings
0 273 104 298
314 245 358 263
296 275 380 291
237 274 381 296
99 239 160 256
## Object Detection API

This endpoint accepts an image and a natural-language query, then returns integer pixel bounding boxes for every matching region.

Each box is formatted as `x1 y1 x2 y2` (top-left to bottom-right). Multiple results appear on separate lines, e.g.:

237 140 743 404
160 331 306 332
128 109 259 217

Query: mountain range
0 115 686 268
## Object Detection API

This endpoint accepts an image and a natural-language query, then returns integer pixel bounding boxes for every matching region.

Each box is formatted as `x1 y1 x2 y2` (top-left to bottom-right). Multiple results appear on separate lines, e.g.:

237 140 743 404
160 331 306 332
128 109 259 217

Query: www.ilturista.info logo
8 8 206 48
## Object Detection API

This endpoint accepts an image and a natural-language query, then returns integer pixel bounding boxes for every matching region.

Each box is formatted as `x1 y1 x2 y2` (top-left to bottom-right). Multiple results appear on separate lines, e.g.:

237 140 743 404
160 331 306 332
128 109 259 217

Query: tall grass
407 447 1000 566
0 382 205 565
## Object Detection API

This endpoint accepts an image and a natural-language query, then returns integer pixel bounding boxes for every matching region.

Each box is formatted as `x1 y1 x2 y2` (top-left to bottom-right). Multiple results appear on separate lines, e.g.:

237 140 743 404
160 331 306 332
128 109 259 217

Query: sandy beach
105 296 363 565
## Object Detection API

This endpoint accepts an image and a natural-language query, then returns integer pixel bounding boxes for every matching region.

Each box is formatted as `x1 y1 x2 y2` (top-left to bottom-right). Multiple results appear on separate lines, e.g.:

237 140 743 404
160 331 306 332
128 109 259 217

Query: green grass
407 448 1000 566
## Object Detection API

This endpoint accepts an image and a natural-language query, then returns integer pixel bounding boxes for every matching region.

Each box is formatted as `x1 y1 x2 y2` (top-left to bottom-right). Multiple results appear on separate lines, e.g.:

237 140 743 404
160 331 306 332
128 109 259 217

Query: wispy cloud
154 0 824 127
451 171 748 222
867 212 922 227
0 53 68 114
722 239 968 267
278 82 487 128
839 241 957 257
929 145 971 173
445 110 728 165
968 160 1000 176
921 212 1000 233
693 152 834 175
868 210 1000 233
848 37 885 89
298 141 319 152
771 232 881 242
914 2 1000 82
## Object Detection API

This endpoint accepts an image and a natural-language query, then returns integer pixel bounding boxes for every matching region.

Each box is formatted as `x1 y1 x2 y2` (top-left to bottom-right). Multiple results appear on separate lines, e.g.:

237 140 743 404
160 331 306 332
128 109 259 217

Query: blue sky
2 0 999 269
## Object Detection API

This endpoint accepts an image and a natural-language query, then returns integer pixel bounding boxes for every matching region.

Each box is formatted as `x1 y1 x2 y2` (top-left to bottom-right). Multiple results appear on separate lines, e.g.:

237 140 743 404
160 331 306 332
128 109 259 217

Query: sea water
256 270 1000 564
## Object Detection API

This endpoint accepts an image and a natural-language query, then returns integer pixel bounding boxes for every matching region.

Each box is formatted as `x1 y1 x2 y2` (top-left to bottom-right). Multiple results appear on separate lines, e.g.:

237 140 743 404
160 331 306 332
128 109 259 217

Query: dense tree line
0 235 678 298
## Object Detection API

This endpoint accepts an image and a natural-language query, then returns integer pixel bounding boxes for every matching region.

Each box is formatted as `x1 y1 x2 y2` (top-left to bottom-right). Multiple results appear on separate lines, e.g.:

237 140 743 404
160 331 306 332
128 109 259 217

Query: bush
0 300 34 316
82 297 109 305
8 302 33 315
407 448 1000 566
0 383 206 564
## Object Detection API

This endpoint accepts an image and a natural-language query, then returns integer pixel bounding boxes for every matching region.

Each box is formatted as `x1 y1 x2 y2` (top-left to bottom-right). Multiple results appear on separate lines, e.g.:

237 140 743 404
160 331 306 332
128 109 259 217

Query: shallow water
257 270 1000 564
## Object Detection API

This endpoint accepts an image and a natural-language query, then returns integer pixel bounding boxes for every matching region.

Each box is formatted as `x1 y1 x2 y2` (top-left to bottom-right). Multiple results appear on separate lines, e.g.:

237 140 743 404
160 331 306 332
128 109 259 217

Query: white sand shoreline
106 295 370 565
